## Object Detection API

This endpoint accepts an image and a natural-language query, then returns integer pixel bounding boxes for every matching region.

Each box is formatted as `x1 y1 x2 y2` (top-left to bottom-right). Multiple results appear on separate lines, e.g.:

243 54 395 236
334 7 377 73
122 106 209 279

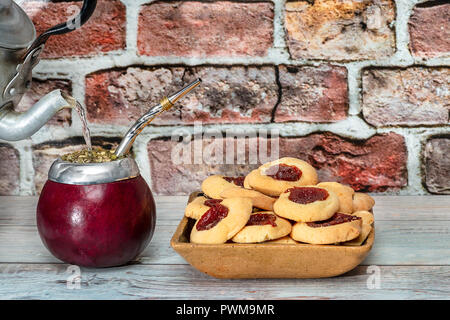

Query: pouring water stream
74 100 92 151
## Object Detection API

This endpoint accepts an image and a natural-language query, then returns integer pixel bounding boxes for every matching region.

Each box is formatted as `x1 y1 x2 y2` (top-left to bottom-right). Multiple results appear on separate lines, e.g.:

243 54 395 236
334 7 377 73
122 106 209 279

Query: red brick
362 67 450 127
274 65 348 122
138 1 274 57
22 0 126 58
148 136 263 195
279 132 407 192
409 2 450 58
285 0 395 60
148 132 407 195
85 66 278 125
423 137 450 194
16 79 72 127
32 137 122 193
0 144 20 195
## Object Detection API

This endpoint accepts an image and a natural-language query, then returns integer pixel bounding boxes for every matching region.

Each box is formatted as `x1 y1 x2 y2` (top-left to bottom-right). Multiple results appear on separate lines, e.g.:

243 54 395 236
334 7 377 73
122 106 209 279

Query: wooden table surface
0 195 449 300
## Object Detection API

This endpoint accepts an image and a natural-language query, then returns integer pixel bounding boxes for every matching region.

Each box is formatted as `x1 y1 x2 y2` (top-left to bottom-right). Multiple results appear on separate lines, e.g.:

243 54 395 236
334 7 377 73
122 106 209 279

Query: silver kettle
0 0 97 141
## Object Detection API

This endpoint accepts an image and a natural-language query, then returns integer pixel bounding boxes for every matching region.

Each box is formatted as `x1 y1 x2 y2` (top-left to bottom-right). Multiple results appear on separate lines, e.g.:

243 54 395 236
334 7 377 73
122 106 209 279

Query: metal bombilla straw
114 79 202 157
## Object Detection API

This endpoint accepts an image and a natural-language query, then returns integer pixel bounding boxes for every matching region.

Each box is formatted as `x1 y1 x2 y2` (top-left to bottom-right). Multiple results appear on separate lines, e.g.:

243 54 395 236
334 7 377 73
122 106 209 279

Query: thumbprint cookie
190 198 252 244
231 212 292 243
317 182 355 214
273 186 340 222
202 174 276 210
265 236 299 244
341 211 373 246
201 175 246 199
246 157 318 197
219 187 276 211
342 224 372 246
351 210 374 226
185 196 224 220
291 213 362 245
352 192 375 212
243 174 252 189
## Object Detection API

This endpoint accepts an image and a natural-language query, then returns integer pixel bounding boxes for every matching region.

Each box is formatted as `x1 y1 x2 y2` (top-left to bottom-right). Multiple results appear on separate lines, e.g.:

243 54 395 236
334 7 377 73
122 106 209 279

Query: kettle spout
0 89 75 141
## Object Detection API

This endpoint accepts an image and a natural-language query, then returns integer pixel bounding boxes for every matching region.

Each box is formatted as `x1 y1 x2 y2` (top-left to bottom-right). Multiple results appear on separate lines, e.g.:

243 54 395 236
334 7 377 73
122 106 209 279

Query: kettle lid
0 0 36 49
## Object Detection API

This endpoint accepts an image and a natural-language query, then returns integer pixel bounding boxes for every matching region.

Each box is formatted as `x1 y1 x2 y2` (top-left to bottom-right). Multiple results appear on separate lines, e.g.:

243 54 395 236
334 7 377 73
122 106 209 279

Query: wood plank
0 225 184 265
371 196 450 220
0 196 189 226
363 221 450 265
0 197 38 225
0 221 448 265
1 196 449 226
0 264 448 300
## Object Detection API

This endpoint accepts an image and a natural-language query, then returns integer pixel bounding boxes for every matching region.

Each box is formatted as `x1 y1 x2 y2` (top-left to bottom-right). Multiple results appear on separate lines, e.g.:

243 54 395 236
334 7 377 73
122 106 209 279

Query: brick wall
1 0 448 196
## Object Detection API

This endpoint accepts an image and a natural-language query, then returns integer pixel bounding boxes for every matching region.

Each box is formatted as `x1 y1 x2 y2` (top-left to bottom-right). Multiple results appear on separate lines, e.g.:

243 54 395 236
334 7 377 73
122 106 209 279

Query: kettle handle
23 0 97 58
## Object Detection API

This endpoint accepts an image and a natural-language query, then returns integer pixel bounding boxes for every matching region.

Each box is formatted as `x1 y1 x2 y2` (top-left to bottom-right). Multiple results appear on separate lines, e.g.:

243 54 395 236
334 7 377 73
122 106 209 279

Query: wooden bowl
170 192 374 279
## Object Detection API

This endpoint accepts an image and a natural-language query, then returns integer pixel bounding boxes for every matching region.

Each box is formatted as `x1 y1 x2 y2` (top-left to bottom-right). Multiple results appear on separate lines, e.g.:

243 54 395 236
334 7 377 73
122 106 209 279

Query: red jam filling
223 176 245 187
306 213 361 228
196 203 229 231
265 164 302 181
287 187 329 204
246 213 277 227
204 199 223 207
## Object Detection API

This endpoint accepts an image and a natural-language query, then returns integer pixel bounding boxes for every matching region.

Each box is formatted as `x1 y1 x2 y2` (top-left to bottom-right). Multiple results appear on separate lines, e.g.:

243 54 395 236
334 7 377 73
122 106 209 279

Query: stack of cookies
185 157 375 246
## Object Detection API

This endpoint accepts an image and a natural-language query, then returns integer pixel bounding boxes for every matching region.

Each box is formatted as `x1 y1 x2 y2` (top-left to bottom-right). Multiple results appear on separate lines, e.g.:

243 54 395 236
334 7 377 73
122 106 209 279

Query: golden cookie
220 187 276 211
291 213 362 244
352 210 374 225
243 173 252 189
352 192 375 212
231 212 292 243
273 186 340 222
265 236 299 244
190 198 252 244
185 196 223 220
317 182 354 214
201 175 245 199
342 224 372 246
246 157 318 196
